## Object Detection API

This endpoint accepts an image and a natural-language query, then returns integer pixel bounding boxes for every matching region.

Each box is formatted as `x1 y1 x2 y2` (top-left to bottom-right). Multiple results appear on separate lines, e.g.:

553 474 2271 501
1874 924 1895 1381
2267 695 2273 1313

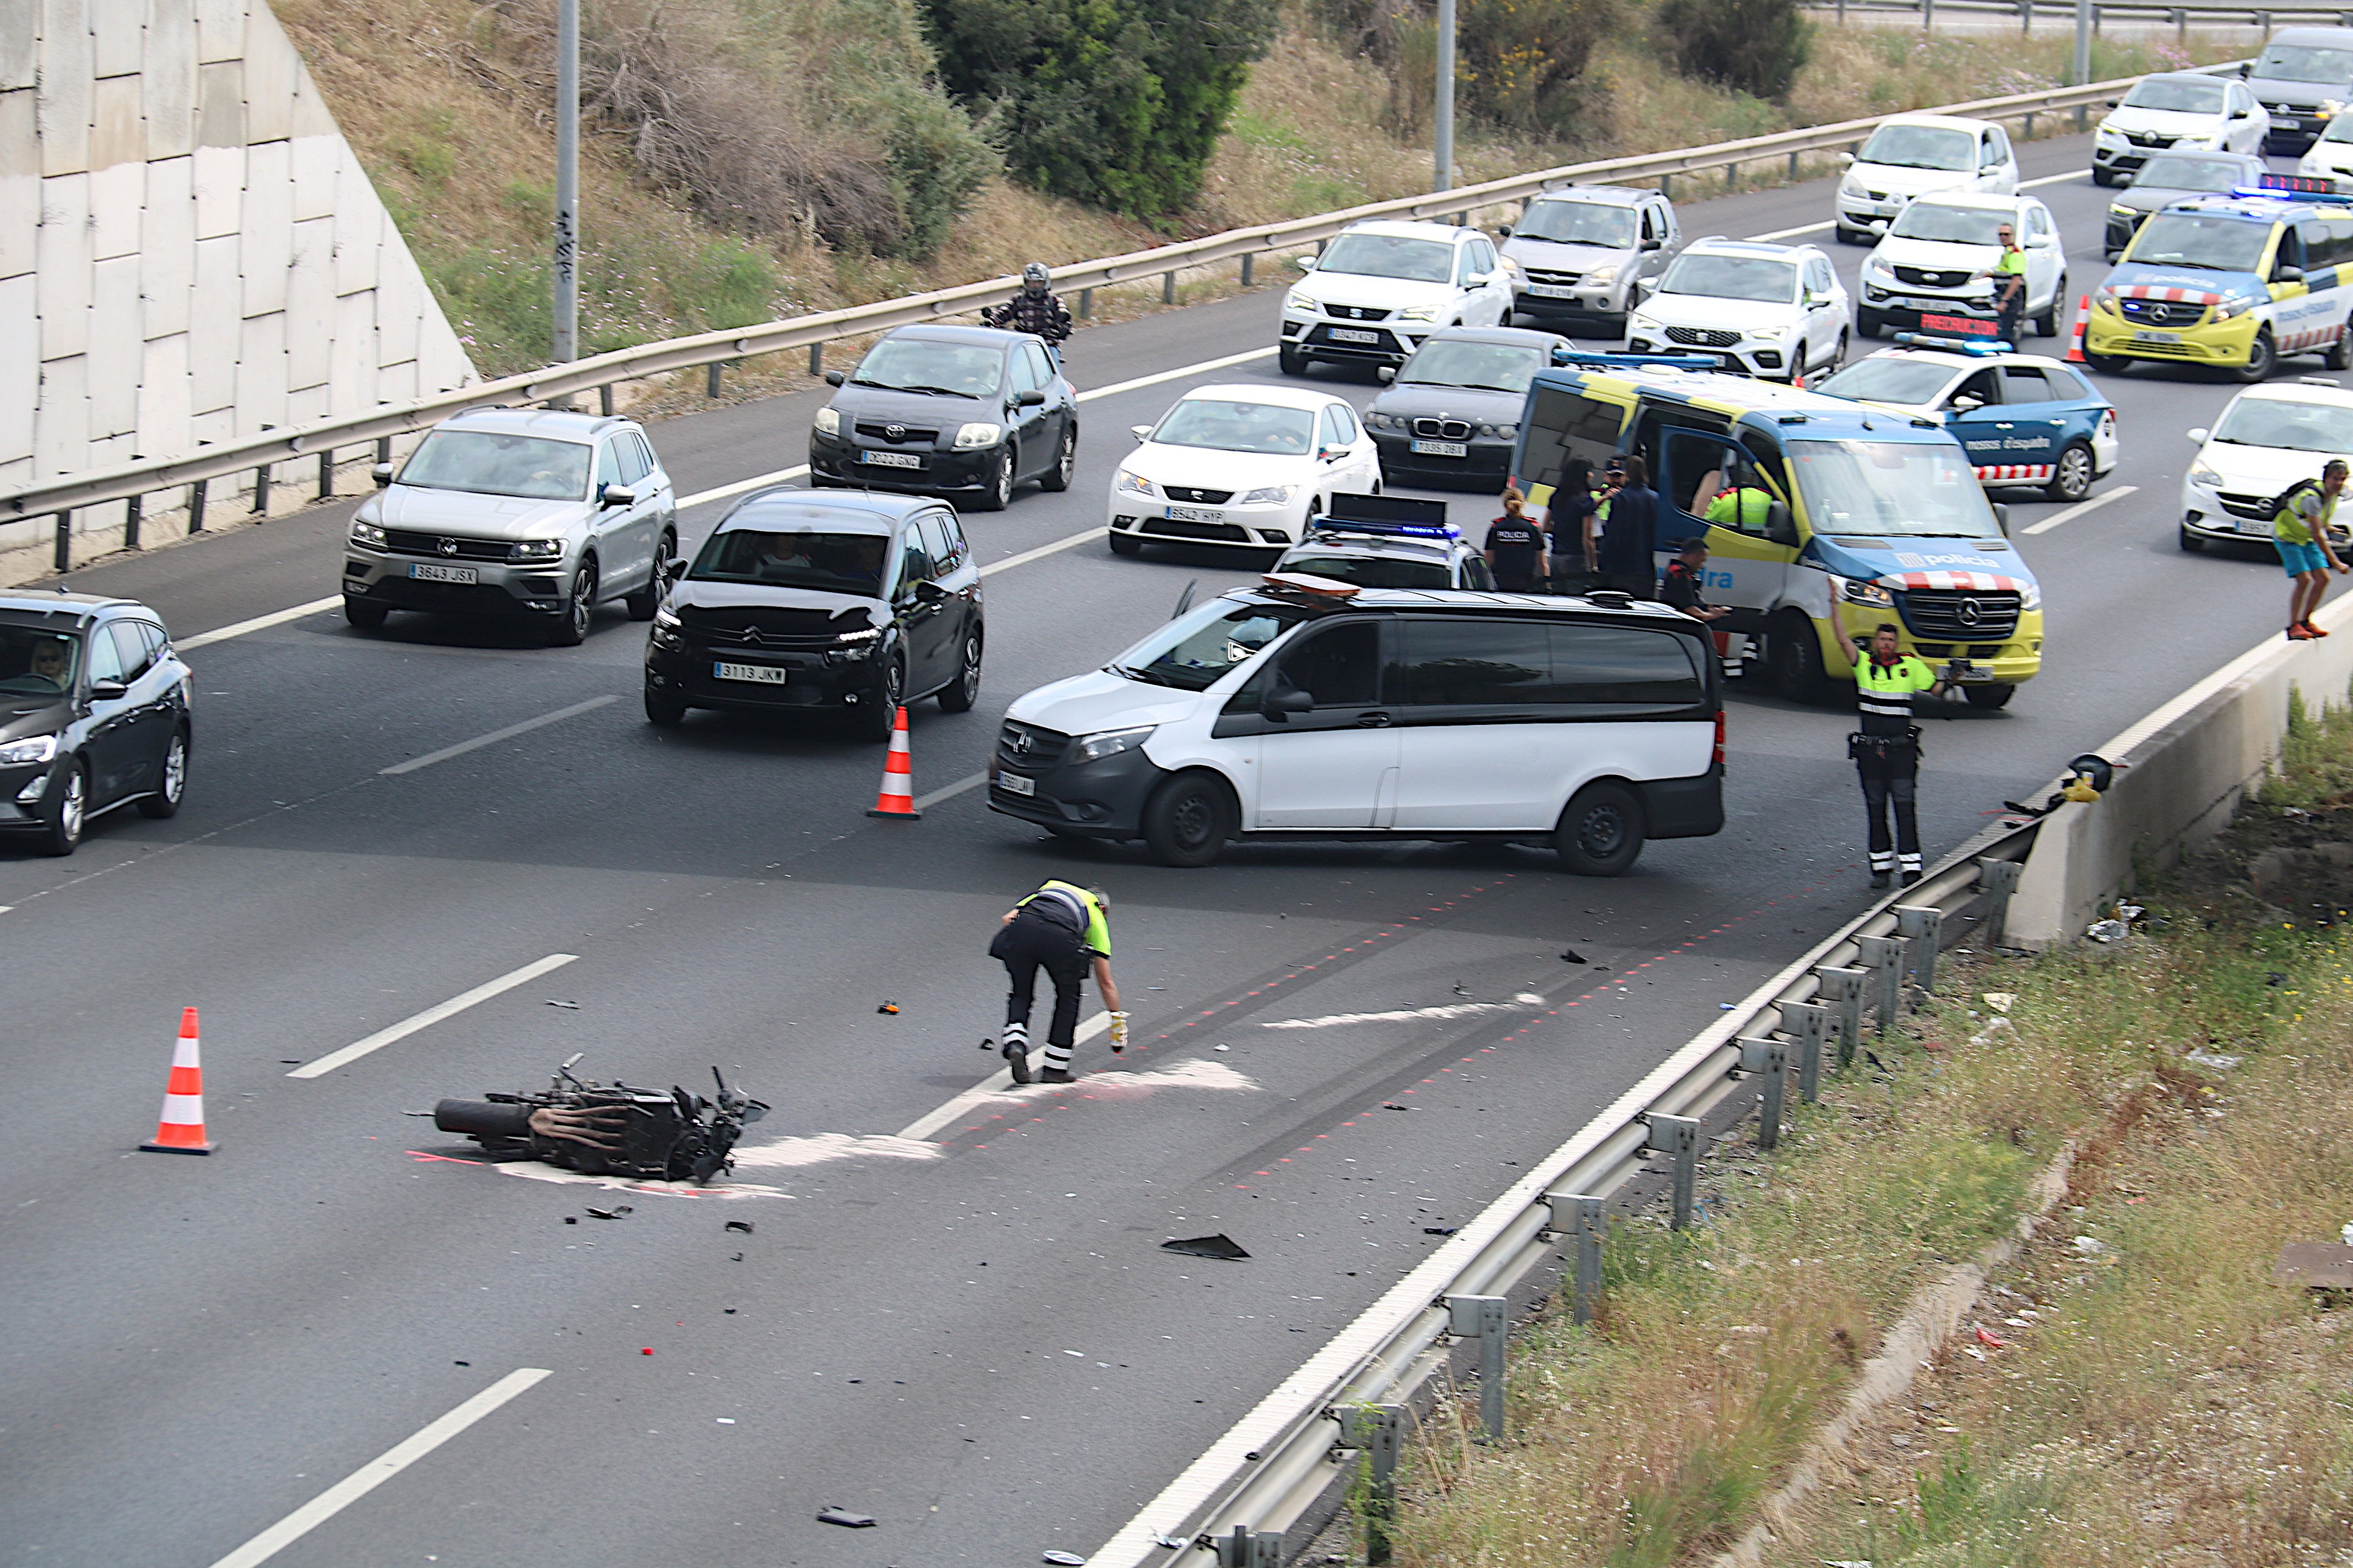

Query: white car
1279 221 1516 376
1108 384 1382 556
2179 378 2353 551
2297 112 2353 184
1624 240 1850 383
1835 114 2021 246
2094 71 2270 187
1855 192 2067 340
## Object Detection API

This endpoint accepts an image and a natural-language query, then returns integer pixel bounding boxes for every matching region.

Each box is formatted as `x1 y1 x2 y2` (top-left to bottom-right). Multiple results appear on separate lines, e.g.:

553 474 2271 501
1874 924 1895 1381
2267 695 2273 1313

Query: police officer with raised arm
1850 622 1947 888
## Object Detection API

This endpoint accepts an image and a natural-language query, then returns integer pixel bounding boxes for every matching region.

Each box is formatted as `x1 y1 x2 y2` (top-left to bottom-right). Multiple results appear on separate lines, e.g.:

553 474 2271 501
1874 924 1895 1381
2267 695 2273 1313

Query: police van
2085 176 2353 381
1507 354 2043 708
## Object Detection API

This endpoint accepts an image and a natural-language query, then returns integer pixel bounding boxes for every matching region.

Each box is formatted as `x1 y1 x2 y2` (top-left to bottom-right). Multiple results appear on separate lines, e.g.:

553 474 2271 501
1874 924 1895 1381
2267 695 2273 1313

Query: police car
2085 175 2353 381
1271 495 1496 590
1810 335 2118 502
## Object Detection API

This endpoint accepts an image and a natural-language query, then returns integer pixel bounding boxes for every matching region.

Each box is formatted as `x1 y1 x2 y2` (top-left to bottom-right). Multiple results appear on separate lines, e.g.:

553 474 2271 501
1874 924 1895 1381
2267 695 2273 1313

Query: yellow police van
2085 176 2353 381
1510 354 2043 708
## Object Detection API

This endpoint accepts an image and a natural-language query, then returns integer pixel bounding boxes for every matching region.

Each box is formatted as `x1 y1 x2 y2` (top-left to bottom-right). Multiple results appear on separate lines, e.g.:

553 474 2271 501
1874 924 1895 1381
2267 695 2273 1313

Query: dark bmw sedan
808 324 1077 511
0 592 191 856
644 491 983 741
1363 325 1570 490
2101 148 2267 259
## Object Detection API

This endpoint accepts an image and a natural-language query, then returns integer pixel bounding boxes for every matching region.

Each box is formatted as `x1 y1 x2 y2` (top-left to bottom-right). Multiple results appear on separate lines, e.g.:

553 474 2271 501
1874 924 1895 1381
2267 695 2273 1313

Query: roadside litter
816 1508 876 1528
1162 1234 1250 1261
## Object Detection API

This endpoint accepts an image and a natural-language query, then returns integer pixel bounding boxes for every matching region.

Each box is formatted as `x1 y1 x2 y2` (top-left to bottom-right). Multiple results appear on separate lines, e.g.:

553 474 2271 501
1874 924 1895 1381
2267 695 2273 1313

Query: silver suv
1498 186 1679 336
343 407 677 645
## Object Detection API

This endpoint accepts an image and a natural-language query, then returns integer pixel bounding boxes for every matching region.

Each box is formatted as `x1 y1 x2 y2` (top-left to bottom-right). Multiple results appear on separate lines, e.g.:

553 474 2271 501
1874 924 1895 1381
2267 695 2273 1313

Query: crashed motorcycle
434 1055 767 1184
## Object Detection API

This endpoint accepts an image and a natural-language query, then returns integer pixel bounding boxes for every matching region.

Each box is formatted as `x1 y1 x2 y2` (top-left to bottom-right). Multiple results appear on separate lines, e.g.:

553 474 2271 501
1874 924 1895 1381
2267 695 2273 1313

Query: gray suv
2246 25 2353 153
343 408 677 645
1497 186 1679 337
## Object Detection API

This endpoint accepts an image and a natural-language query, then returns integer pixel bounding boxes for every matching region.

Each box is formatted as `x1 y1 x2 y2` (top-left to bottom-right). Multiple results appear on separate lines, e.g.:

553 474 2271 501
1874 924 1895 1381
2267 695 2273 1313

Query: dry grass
1370 696 2353 1567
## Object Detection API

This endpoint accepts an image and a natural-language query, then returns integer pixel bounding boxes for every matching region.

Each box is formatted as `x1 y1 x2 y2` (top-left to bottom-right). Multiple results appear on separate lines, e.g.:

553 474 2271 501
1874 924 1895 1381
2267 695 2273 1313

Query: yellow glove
1108 1011 1130 1053
2062 775 2100 804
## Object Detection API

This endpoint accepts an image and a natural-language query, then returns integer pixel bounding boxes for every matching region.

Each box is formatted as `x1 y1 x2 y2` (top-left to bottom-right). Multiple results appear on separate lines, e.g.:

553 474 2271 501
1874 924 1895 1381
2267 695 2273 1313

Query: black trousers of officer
1857 745 1922 873
993 908 1089 1064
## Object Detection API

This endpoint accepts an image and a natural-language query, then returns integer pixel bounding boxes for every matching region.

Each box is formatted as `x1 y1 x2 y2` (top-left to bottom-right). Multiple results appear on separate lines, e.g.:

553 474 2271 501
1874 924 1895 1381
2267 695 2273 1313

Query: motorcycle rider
984 262 1074 345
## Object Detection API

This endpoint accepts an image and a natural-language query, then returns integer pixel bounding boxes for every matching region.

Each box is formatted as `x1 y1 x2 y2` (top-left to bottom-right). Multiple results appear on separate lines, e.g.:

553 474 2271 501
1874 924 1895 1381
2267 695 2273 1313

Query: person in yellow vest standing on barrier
1850 623 1948 889
2275 459 2349 642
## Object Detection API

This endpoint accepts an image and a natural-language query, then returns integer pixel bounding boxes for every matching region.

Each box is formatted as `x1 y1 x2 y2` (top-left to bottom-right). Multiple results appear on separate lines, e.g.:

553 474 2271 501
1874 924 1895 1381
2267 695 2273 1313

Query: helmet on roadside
1022 262 1050 292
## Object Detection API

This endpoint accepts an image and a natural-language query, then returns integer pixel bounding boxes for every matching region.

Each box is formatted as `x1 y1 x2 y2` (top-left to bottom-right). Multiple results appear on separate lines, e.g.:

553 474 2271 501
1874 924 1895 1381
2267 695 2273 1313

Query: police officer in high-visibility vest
1850 622 1948 888
990 880 1126 1084
1703 477 1774 533
2276 458 2349 641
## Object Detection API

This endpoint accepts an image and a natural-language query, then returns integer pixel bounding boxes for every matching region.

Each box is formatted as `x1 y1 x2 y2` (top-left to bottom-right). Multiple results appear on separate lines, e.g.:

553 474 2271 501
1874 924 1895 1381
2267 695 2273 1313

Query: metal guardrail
1807 0 2347 24
1086 820 2040 1568
1 63 2241 555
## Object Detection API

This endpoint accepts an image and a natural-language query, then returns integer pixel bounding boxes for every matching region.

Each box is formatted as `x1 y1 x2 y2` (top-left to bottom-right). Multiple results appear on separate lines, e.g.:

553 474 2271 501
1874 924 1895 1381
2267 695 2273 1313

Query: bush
918 0 1282 219
1655 0 1813 101
1309 0 1614 139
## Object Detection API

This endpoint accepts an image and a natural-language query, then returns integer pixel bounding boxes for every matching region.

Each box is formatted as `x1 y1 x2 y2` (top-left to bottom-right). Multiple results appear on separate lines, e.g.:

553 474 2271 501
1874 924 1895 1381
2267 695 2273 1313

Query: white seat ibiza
1107 384 1382 557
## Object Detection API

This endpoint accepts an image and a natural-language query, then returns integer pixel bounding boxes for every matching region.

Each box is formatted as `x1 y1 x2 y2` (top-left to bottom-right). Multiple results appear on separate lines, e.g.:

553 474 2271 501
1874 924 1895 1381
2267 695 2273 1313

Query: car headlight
1068 724 1156 765
1395 305 1445 323
350 520 387 548
1365 410 1405 430
814 406 841 436
2188 463 2225 487
1841 172 1867 197
1116 470 1157 498
2096 122 2124 145
1585 266 1618 286
1839 577 1895 607
1865 255 1895 278
1474 421 1519 439
2109 203 2135 217
1286 290 1316 313
2093 282 2122 310
827 626 880 661
0 734 58 767
1751 325 1790 341
655 605 681 627
2322 100 2345 120
1238 485 1296 506
1629 313 1660 333
954 422 1002 449
2211 295 2253 321
509 537 566 560
2018 582 2042 612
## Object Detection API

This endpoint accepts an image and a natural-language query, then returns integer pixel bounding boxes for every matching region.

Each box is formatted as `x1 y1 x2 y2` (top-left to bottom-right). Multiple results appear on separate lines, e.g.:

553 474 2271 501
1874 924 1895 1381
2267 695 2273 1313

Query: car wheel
2179 523 2206 552
137 727 189 819
2044 441 2095 503
1962 683 2016 710
968 449 1014 512
1786 347 1806 386
2327 321 2353 372
1142 771 1237 868
858 657 905 743
1109 530 1143 557
1278 343 1310 376
937 624 983 713
547 561 597 646
1835 225 1864 246
1856 307 1886 339
2084 350 2130 376
2092 166 2117 188
39 759 86 856
2032 280 2062 338
625 529 675 620
644 681 687 728
1553 780 1646 877
344 599 388 631
1771 611 1830 703
1039 424 1077 493
2238 327 2278 383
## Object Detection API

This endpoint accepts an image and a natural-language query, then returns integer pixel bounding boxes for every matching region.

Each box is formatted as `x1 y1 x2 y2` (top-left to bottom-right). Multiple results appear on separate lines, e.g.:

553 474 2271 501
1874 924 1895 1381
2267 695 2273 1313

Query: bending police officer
990 880 1125 1084
1850 622 1948 889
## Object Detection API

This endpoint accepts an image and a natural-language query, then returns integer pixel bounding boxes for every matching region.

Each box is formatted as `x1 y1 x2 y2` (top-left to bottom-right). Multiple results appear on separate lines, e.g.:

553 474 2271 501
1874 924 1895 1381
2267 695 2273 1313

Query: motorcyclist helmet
1022 262 1050 292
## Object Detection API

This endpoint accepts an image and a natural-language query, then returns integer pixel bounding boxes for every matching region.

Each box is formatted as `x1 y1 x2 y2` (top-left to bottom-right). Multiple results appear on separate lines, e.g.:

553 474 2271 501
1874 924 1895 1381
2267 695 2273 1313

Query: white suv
1624 240 1851 383
1856 192 2067 340
2094 71 2269 186
1835 114 2021 246
1279 221 1517 375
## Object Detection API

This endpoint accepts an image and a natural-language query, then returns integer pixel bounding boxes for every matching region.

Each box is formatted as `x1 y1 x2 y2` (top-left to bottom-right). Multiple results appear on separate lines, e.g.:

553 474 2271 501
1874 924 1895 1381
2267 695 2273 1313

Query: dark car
808 325 1076 511
0 593 191 856
2103 149 2268 258
1363 325 1570 490
643 490 983 742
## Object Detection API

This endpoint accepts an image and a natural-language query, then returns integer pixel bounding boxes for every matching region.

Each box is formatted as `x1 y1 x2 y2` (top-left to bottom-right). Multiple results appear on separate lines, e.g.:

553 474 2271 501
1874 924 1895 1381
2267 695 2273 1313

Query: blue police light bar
1891 331 2014 356
1310 518 1463 541
1550 348 1721 372
2230 173 2344 200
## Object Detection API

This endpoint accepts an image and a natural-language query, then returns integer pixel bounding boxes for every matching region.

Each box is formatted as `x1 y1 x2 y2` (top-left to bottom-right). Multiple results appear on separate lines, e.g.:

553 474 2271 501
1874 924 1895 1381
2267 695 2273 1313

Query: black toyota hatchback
0 592 192 856
643 490 983 742
807 324 1077 511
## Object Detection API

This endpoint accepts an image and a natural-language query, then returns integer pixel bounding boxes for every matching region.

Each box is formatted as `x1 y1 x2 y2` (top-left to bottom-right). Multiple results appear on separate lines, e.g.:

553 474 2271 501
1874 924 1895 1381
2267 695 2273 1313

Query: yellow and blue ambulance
2084 174 2353 381
1510 353 2043 708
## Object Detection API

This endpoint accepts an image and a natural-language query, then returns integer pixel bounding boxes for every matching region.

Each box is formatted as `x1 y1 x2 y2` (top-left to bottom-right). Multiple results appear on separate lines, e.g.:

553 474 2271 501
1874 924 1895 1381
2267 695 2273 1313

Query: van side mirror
2279 264 2306 283
371 463 394 486
824 369 845 386
1766 501 1796 545
1267 687 1314 718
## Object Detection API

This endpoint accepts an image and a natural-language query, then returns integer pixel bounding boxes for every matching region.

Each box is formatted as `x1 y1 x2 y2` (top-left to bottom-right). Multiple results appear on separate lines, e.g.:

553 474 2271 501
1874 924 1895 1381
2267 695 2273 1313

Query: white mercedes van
988 578 1726 871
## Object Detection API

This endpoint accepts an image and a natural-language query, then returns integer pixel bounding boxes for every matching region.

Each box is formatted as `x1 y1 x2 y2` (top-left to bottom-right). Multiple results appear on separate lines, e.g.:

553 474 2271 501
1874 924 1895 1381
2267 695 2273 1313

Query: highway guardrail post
1857 934 1905 1034
807 345 821 378
706 362 724 399
1077 287 1093 319
52 512 69 572
1740 1036 1788 1148
1924 0 1935 27
1978 858 2025 946
1817 965 1865 1067
598 384 614 416
1216 1524 1284 1567
1163 271 1177 305
187 478 206 535
375 436 393 467
1340 1403 1406 1562
1646 1114 1701 1228
1778 999 1829 1103
123 492 141 552
1446 1294 1509 1440
252 462 271 517
1895 904 1943 992
1240 253 1254 286
1549 1192 1606 1324
316 451 334 502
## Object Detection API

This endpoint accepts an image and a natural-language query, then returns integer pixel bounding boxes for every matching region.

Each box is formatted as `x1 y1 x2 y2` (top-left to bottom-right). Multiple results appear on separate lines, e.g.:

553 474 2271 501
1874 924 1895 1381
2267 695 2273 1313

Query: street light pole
553 0 581 366
1433 0 1456 194
2073 0 2091 88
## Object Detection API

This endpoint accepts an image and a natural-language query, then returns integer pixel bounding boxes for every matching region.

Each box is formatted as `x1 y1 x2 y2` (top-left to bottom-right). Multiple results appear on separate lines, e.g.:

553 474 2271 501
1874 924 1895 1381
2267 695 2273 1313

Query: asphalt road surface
0 130 2321 1567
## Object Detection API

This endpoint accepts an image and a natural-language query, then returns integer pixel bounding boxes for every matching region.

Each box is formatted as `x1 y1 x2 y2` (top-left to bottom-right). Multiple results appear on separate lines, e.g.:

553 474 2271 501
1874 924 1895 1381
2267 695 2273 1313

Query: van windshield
2255 44 2353 84
2127 210 2271 272
1107 600 1316 691
1788 439 2004 539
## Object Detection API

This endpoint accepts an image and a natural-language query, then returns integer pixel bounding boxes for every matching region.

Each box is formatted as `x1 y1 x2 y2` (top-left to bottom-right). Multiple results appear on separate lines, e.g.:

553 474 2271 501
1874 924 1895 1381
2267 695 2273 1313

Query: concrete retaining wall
2007 592 2353 947
1 0 475 574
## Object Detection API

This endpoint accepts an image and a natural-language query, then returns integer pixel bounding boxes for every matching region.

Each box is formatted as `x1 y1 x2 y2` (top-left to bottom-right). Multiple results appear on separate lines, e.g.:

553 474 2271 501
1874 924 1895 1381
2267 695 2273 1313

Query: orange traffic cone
865 706 920 819
142 1007 214 1154
2064 294 2090 366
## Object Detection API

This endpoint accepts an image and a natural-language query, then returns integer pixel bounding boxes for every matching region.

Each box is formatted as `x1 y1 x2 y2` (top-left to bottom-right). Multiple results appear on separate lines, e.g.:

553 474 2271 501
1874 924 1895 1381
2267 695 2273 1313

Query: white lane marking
2020 170 2085 190
378 695 617 775
1745 171 2084 242
733 1132 947 1169
2021 484 2137 535
1076 346 1276 403
913 771 988 811
678 465 810 510
1262 994 1547 1030
490 1164 792 1197
177 596 345 651
894 1010 1110 1140
204 1368 551 1568
288 953 579 1078
979 525 1106 577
